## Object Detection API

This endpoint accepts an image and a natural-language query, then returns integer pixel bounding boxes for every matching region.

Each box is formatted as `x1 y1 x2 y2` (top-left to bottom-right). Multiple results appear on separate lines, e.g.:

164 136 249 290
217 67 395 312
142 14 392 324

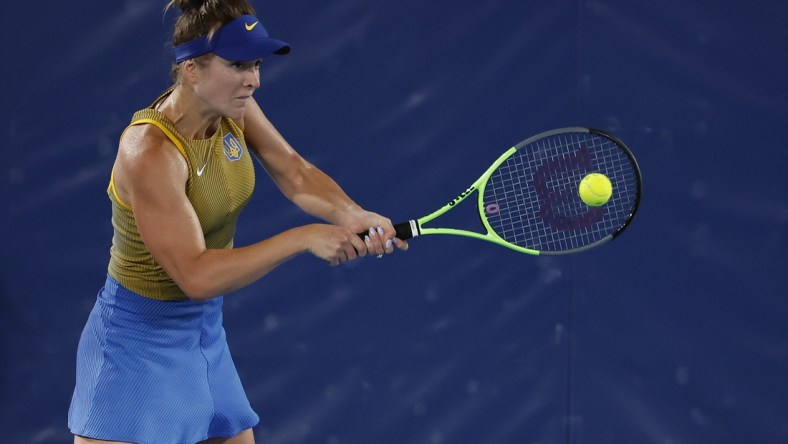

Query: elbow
183 289 214 303
167 250 242 302
276 159 311 199
176 276 219 303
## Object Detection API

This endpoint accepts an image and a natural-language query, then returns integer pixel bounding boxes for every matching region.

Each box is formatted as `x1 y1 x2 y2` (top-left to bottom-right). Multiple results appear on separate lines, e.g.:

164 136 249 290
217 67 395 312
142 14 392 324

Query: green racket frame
386 127 641 255
397 146 542 254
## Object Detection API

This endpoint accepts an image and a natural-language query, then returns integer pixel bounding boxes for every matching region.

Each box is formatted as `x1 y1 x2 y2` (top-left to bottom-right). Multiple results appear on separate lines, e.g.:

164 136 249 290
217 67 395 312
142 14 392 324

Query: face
187 55 262 120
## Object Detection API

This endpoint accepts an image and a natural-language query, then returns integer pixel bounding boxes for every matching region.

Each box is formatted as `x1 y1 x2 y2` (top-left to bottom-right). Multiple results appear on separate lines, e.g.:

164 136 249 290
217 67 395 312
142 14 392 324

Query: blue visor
174 15 290 63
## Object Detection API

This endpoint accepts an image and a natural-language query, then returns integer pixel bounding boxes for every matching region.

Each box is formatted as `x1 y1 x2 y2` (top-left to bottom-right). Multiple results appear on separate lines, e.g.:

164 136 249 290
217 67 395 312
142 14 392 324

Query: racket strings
483 132 639 252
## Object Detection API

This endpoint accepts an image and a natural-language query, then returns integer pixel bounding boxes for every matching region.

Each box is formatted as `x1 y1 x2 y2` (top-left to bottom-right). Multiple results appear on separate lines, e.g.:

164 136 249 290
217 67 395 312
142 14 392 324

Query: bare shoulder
114 123 189 204
117 123 187 175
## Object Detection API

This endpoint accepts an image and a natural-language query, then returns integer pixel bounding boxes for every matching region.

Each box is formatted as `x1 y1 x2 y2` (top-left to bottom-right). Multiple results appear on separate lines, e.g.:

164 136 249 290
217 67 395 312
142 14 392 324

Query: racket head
478 127 641 255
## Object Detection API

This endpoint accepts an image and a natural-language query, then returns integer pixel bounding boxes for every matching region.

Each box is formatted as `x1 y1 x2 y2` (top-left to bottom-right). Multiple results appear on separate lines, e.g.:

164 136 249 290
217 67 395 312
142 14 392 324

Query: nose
245 67 260 89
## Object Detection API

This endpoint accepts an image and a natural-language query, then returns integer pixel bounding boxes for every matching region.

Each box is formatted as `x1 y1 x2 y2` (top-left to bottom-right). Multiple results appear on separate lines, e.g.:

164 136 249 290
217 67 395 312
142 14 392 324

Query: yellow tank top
107 91 255 301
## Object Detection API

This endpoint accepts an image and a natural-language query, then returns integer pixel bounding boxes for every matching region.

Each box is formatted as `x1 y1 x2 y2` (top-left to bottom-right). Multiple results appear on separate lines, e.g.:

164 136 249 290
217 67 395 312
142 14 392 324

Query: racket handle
393 220 419 240
357 220 419 241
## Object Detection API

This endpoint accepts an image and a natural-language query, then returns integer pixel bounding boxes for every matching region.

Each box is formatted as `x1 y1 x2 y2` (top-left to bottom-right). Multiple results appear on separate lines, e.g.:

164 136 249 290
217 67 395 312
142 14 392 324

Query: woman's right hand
302 224 369 266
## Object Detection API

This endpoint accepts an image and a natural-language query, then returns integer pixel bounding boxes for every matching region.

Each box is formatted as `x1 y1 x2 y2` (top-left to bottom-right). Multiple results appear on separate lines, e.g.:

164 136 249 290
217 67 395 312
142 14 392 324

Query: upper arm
113 126 207 290
240 97 364 226
242 97 312 192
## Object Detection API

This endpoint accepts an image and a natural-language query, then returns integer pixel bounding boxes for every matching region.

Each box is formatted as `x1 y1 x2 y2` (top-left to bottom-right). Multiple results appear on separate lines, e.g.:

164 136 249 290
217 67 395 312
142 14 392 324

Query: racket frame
398 127 641 256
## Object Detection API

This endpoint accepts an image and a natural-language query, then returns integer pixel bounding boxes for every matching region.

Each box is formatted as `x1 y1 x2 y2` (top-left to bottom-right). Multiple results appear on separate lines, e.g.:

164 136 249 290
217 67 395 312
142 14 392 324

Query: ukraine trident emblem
223 133 244 161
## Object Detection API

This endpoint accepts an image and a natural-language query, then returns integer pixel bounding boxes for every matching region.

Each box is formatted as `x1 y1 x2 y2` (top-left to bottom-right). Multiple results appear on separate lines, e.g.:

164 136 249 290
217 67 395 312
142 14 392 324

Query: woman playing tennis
68 0 406 442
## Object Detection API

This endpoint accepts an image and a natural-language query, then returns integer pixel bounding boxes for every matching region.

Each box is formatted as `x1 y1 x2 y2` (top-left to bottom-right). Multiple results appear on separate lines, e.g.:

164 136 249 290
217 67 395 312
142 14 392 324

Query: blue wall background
2 1 787 443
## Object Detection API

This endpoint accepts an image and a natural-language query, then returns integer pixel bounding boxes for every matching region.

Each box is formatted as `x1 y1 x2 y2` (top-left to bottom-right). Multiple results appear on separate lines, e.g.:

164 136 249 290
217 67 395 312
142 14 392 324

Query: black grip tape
356 221 416 241
393 221 416 240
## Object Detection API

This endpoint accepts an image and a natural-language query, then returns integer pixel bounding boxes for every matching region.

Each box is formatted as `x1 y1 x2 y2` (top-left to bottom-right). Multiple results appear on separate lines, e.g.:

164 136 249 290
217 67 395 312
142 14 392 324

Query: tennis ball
578 173 613 206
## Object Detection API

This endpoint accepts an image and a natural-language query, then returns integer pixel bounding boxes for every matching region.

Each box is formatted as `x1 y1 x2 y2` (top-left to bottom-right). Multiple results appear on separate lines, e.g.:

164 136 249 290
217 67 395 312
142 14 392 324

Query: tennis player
68 1 406 442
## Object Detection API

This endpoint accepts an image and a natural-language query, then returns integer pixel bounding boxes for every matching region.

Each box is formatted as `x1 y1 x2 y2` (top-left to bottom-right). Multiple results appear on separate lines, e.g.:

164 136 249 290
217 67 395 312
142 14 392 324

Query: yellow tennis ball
578 173 613 206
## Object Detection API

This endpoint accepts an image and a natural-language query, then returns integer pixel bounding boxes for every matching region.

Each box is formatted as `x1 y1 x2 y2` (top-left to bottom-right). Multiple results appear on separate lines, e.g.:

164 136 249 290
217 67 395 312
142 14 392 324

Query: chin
224 108 246 121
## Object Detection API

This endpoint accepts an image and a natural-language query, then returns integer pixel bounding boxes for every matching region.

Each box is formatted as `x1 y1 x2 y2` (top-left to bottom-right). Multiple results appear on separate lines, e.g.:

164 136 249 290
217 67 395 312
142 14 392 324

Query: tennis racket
384 127 641 255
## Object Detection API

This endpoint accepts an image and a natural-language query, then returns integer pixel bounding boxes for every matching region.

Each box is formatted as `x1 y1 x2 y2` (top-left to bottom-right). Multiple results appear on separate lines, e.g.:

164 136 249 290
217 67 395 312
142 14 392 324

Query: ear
180 60 199 84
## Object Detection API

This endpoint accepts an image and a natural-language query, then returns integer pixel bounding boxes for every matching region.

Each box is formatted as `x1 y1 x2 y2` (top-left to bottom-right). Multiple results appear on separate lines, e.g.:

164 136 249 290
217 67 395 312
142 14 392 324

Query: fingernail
369 227 376 236
364 235 370 243
377 226 384 235
385 239 392 249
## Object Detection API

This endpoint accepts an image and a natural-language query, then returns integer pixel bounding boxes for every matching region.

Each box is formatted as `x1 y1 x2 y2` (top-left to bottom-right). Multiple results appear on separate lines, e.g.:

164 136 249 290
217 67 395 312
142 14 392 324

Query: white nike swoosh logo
197 164 207 176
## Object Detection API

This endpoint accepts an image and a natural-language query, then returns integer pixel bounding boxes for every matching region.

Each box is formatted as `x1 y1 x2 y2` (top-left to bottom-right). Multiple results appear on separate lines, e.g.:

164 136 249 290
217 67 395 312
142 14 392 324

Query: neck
158 86 221 140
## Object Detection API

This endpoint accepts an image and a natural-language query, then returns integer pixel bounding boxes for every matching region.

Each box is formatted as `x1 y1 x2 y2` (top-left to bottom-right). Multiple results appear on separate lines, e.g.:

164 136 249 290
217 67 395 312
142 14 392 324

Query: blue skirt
68 275 259 443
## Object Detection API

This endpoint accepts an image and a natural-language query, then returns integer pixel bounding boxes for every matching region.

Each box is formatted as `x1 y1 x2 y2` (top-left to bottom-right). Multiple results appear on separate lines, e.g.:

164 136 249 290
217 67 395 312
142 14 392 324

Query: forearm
282 159 362 225
171 220 371 301
173 226 309 301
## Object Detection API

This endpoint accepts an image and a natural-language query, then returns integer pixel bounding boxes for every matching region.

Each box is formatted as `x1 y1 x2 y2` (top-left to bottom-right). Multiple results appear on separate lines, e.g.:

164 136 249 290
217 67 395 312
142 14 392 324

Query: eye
230 60 262 70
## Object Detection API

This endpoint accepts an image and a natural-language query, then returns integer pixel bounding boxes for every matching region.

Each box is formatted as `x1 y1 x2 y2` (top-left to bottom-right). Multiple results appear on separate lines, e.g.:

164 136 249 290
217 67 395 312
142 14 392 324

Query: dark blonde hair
166 0 257 80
